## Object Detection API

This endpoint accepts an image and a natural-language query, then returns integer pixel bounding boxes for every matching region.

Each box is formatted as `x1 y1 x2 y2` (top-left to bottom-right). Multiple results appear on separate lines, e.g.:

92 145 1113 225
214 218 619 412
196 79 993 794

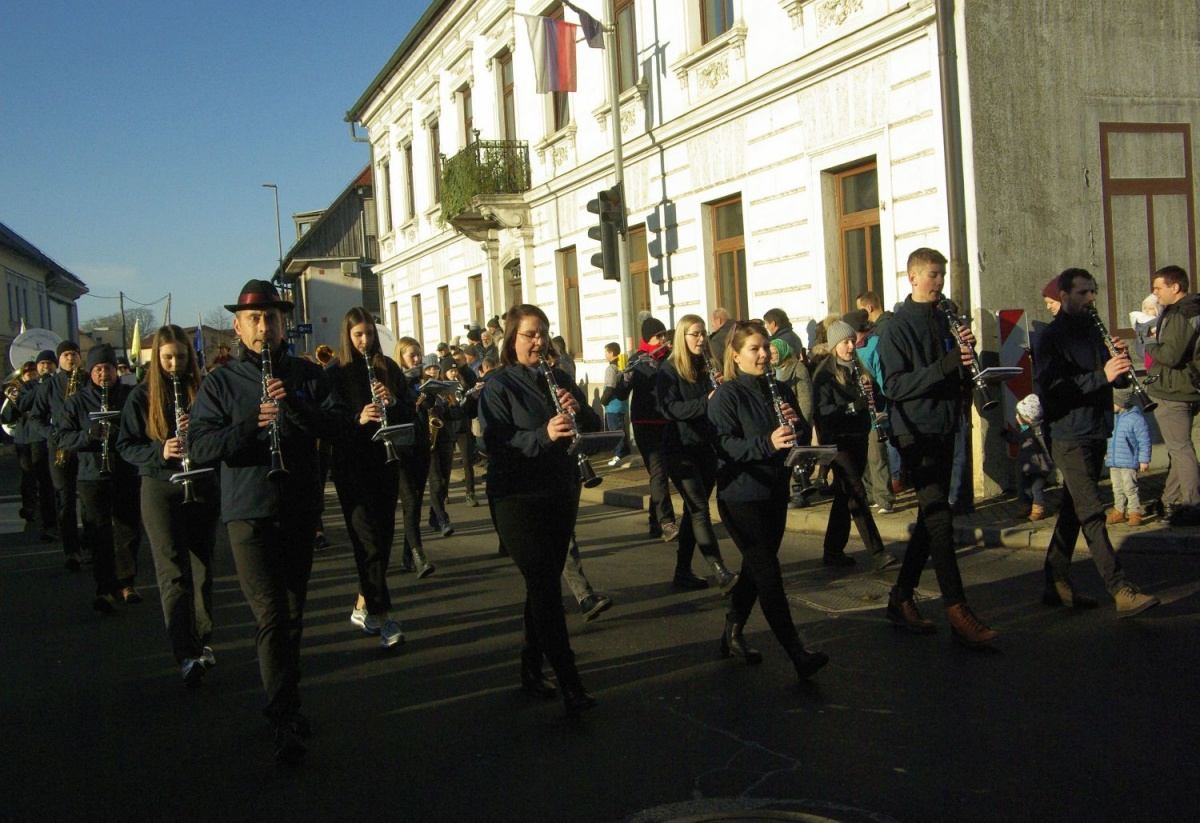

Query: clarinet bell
975 382 999 412
268 451 288 481
181 480 197 505
579 457 602 489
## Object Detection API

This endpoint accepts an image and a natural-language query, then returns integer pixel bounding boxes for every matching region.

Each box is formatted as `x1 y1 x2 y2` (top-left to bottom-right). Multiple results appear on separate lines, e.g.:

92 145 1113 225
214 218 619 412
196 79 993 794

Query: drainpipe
936 0 968 306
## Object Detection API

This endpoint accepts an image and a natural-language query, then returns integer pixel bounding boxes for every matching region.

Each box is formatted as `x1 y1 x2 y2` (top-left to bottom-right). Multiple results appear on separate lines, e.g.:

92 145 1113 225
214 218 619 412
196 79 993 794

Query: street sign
286 328 301 339
295 323 313 335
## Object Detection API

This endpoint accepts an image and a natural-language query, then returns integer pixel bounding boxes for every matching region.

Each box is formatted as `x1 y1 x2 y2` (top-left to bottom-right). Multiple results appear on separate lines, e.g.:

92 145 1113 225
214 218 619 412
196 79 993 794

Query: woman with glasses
707 321 829 681
655 315 739 593
478 305 602 717
392 336 435 578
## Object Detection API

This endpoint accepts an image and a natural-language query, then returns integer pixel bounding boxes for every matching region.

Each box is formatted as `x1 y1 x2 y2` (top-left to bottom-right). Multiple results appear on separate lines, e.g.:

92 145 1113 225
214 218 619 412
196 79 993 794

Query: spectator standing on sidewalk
600 342 630 466
1105 387 1150 527
1012 394 1053 522
1144 264 1200 526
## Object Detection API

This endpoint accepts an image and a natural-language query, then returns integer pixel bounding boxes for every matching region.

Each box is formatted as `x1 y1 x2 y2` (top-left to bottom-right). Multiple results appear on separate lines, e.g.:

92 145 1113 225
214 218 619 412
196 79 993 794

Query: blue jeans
605 412 629 459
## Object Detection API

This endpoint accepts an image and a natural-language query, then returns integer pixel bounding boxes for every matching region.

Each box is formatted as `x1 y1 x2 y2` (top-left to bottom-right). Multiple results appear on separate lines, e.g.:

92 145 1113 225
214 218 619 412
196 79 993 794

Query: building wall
1 248 81 360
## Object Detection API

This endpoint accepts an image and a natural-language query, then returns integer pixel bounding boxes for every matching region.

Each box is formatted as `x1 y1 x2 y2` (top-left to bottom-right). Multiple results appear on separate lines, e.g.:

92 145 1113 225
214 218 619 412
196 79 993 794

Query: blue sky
1 0 425 332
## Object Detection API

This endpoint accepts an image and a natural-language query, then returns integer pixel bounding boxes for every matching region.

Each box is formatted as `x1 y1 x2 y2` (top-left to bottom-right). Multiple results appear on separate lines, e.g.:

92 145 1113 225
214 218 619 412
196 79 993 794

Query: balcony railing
440 135 531 224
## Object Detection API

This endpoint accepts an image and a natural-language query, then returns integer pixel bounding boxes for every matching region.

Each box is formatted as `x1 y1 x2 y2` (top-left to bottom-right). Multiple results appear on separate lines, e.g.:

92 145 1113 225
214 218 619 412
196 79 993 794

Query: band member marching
188 280 348 764
7 353 57 536
326 307 412 649
478 304 602 716
421 353 456 537
116 325 220 685
28 341 86 568
56 344 142 613
392 336 436 577
706 321 830 681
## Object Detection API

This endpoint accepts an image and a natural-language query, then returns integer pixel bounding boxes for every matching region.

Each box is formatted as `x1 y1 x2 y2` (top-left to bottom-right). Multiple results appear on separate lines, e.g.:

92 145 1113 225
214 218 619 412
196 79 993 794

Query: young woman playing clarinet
117 325 219 685
391 336 435 577
707 321 829 681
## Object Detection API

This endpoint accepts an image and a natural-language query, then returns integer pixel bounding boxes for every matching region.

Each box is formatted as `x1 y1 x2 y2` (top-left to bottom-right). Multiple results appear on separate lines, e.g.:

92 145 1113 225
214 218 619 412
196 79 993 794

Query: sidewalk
574 455 1200 554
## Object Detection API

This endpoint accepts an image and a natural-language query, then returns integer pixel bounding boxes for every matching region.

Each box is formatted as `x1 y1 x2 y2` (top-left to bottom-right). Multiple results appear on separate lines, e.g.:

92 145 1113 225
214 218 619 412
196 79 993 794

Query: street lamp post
261 183 284 283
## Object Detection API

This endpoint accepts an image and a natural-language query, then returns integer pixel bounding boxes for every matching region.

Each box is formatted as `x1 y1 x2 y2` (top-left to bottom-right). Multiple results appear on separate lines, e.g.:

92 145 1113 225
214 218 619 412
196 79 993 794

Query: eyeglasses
516 331 546 342
685 331 706 339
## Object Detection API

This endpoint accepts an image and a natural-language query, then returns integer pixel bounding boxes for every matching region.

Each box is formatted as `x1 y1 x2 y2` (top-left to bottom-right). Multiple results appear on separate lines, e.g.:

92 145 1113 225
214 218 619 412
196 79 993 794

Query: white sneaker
350 606 368 631
200 646 216 668
362 614 383 636
380 618 405 648
607 456 623 467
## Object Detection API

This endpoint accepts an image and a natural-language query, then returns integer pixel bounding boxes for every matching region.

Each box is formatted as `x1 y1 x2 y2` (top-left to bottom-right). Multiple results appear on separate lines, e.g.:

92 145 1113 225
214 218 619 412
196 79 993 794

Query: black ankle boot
410 545 436 579
556 662 596 717
709 560 739 597
785 638 829 680
520 653 557 700
719 615 763 664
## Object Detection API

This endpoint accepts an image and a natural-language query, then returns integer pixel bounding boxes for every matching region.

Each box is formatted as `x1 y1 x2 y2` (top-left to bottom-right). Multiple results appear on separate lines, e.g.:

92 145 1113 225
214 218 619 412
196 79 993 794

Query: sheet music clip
418 379 460 397
975 366 1025 384
374 423 415 447
88 410 122 422
568 431 626 457
169 467 214 484
784 444 837 468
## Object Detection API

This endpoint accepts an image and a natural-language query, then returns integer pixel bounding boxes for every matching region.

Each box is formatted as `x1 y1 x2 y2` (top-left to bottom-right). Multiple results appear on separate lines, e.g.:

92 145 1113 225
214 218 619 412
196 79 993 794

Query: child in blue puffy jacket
1105 388 1151 526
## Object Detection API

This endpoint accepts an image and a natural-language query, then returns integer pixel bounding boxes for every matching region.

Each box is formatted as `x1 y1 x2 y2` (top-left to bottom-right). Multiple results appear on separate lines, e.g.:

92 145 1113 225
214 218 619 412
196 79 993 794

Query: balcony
440 135 532 241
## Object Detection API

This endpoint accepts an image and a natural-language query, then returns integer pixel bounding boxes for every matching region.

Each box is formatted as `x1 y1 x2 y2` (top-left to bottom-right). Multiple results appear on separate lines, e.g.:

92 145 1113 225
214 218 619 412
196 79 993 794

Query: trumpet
1087 307 1159 413
55 366 84 466
936 295 999 411
539 353 600 488
260 341 288 480
849 356 891 443
366 355 399 464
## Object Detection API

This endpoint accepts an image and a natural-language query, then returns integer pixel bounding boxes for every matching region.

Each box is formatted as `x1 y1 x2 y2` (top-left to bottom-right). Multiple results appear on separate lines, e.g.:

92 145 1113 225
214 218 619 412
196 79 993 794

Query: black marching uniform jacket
325 353 418 475
28 368 80 451
876 296 966 439
116 382 219 491
57 380 137 481
812 362 871 448
707 372 800 503
1033 310 1115 443
656 358 716 453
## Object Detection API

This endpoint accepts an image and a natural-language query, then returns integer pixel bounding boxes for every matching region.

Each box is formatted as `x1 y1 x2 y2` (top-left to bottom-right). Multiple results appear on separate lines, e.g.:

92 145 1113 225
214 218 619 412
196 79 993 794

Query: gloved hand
852 396 869 413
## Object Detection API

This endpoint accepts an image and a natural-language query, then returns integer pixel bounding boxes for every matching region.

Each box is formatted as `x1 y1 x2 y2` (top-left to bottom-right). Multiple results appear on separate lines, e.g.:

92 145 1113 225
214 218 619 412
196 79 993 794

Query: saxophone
54 367 84 466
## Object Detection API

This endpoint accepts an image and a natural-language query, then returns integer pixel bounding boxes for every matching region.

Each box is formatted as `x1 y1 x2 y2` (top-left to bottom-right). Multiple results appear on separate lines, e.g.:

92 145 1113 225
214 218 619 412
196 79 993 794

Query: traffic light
587 183 624 281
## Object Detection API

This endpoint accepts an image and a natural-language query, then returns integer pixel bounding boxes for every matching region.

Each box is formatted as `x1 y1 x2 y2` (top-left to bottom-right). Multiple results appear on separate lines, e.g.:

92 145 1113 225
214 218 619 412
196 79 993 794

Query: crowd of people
3 251 1194 765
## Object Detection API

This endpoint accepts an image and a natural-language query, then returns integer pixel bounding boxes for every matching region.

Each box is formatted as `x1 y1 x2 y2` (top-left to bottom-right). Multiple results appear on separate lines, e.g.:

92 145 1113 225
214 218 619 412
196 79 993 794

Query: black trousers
77 477 141 597
28 441 56 529
492 490 583 687
48 449 81 555
427 435 454 518
141 477 218 663
824 438 884 556
894 436 966 606
718 496 800 650
664 446 725 571
334 464 400 615
454 431 476 495
633 424 675 528
397 448 430 563
226 515 316 723
1046 439 1126 594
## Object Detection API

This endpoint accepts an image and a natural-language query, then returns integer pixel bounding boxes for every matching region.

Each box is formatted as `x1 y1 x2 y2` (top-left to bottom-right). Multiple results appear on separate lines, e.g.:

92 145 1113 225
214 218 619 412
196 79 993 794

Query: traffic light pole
601 0 635 353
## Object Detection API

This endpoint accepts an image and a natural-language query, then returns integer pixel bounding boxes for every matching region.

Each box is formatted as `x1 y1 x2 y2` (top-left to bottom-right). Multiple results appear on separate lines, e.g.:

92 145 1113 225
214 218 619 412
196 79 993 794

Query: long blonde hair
722 321 769 381
668 314 705 384
394 336 421 369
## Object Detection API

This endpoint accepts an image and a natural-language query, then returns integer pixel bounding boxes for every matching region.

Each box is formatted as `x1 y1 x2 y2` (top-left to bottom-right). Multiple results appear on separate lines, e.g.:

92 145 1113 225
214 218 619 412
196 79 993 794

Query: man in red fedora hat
189 279 348 764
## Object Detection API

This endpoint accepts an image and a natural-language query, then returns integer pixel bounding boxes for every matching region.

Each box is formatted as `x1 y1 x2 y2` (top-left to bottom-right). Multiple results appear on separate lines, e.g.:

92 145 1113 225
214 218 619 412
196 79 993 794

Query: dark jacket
708 323 732 363
188 349 347 523
325 353 417 475
656 357 714 452
116 381 219 487
14 374 53 442
29 368 84 447
707 371 797 503
613 342 669 425
478 362 600 498
1146 292 1200 401
3 382 33 444
876 296 966 438
813 359 871 447
1033 309 1114 442
57 380 137 482
769 322 807 361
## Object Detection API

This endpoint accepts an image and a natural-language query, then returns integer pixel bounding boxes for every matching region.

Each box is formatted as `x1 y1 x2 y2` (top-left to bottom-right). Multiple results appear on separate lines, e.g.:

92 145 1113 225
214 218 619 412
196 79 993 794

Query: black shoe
673 569 710 590
411 546 436 579
520 660 558 700
428 509 440 531
313 532 329 550
648 523 663 539
440 517 455 538
786 639 829 679
822 551 855 567
465 493 478 507
562 686 598 717
720 616 763 665
710 561 739 597
579 594 613 622
273 723 307 765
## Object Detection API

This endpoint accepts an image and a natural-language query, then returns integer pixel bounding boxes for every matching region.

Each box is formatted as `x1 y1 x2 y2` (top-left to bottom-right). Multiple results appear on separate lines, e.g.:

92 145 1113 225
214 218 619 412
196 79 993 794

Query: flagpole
601 0 635 353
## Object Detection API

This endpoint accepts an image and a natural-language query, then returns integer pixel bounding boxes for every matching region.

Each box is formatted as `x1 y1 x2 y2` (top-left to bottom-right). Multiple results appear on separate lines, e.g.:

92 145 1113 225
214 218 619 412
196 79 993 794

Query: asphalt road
1 449 1198 823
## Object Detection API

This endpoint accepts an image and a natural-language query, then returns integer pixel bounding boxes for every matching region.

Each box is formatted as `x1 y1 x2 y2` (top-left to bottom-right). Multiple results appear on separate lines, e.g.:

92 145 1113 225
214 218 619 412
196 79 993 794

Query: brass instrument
170 374 213 502
366 355 399 464
54 367 84 466
260 341 288 480
1087 307 1159 413
3 379 19 404
427 407 444 451
849 356 891 443
539 353 601 488
936 295 999 411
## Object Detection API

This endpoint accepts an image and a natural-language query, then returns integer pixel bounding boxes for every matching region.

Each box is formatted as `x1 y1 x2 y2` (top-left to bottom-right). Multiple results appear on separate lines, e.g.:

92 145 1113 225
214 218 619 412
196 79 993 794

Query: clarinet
260 341 288 480
766 365 818 498
701 348 723 390
849 356 890 443
538 354 601 488
936 294 999 410
366 354 399 464
1087 307 1159 413
98 382 114 475
171 375 199 503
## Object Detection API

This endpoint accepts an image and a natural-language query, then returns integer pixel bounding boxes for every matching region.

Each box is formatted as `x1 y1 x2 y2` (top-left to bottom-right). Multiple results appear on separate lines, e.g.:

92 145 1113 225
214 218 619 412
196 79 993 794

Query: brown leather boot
886 586 936 634
946 603 998 647
1106 510 1127 525
1030 504 1046 521
1127 512 1142 527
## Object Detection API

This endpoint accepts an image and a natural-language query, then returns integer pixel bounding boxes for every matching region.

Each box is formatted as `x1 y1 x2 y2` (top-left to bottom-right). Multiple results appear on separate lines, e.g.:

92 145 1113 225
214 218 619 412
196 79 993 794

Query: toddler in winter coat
1014 394 1053 521
1105 388 1151 526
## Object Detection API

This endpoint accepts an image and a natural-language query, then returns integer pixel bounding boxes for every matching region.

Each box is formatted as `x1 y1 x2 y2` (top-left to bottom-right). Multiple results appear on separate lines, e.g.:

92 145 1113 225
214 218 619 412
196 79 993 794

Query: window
701 0 734 43
627 226 652 315
835 162 882 314
1100 122 1197 334
615 0 638 91
438 285 451 344
550 8 570 133
461 85 474 145
411 294 424 348
710 196 748 320
498 51 516 140
468 274 485 328
403 143 415 220
429 120 442 204
6 269 31 324
559 248 582 357
390 301 399 337
380 160 393 234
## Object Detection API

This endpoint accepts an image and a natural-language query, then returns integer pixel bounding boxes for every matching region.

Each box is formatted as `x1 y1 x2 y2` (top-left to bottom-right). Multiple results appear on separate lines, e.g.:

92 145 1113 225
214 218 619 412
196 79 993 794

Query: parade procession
3 0 1200 820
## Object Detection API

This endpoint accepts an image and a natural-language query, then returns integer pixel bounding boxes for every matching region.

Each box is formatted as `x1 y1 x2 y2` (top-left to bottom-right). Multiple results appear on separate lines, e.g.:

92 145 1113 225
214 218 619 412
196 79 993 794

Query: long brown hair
500 304 553 368
722 321 769 382
668 314 705 384
147 325 201 442
338 307 385 370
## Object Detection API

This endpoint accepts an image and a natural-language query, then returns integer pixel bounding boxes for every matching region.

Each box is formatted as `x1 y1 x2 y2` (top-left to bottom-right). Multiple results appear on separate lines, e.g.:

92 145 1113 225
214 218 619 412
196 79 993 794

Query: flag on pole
18 318 27 335
563 1 605 48
129 318 141 364
194 315 206 373
524 14 578 93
